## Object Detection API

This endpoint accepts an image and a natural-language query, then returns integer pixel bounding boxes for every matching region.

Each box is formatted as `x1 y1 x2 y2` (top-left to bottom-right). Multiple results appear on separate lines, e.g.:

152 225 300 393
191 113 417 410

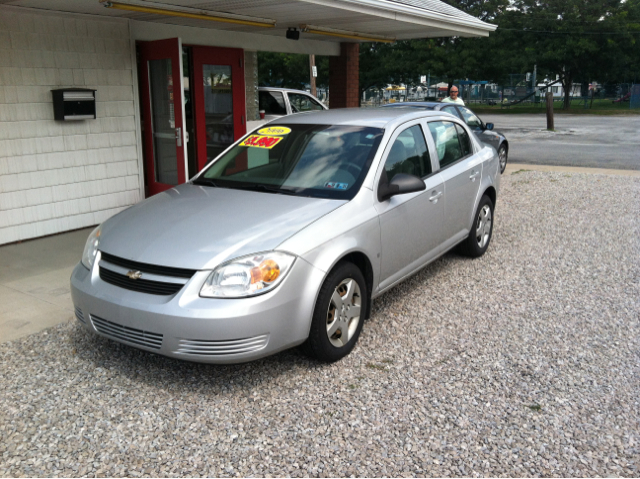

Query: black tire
498 144 508 174
301 262 367 362
459 195 494 258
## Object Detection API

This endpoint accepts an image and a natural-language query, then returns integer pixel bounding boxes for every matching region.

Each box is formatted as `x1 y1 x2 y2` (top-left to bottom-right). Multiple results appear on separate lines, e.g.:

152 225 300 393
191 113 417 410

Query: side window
458 107 482 129
384 125 432 181
258 91 287 115
442 106 462 119
455 123 472 157
428 121 463 168
288 93 324 112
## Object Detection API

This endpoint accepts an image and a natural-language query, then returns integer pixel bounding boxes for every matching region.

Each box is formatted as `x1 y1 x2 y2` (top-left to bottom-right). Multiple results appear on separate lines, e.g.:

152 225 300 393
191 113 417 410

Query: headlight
81 225 101 270
200 252 295 298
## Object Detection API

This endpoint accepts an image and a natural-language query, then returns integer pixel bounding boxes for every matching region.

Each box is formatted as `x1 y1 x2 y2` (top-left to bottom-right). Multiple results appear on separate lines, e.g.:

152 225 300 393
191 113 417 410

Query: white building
0 0 495 245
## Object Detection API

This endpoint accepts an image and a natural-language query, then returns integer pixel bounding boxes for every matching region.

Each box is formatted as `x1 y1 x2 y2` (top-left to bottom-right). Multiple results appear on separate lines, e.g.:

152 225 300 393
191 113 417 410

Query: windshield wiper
229 184 299 196
192 178 219 187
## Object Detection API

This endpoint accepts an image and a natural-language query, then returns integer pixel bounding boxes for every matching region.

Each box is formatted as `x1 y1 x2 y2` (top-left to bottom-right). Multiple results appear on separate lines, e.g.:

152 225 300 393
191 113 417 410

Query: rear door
426 120 483 248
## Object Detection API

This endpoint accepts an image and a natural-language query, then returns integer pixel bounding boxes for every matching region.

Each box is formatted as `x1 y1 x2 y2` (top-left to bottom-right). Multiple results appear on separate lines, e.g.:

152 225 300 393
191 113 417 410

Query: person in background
441 86 465 105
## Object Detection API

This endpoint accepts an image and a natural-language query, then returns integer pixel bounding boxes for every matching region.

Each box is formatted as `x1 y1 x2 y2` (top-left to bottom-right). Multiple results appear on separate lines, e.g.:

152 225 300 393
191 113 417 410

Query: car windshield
195 124 384 200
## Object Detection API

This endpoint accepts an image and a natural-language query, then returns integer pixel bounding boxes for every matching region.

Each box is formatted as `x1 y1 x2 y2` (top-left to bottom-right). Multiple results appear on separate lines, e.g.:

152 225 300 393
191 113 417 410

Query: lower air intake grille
177 335 269 356
99 267 184 296
74 306 85 324
91 315 163 350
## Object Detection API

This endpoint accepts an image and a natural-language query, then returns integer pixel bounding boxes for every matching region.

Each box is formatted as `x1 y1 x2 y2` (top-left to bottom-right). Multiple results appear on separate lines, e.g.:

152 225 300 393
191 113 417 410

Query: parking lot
1 170 638 477
480 114 640 171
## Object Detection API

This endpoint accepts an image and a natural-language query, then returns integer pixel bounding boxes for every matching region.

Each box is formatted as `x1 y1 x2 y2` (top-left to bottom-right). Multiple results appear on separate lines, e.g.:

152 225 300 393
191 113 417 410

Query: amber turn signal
250 259 281 284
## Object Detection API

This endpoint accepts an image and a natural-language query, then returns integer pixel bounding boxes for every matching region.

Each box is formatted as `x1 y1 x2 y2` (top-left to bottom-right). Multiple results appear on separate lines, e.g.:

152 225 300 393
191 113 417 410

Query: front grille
99 267 184 295
177 335 269 356
100 252 196 278
90 315 163 350
74 306 85 324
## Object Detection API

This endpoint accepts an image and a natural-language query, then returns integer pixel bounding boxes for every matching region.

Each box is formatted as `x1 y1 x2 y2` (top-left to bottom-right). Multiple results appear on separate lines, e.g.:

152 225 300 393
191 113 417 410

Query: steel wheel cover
326 278 362 348
475 205 492 249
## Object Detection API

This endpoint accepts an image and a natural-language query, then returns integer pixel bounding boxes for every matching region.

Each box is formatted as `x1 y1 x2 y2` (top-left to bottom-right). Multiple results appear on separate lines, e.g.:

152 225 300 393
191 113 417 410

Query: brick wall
328 43 360 109
244 50 259 122
0 7 142 245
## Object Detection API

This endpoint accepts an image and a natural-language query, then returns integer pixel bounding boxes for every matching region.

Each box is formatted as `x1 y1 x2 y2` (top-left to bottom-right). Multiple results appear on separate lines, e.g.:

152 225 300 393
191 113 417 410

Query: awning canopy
2 0 496 50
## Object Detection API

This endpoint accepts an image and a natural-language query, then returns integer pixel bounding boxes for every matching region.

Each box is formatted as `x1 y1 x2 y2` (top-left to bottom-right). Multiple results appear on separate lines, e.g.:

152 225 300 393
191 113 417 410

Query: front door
191 46 246 172
138 38 187 197
375 122 445 291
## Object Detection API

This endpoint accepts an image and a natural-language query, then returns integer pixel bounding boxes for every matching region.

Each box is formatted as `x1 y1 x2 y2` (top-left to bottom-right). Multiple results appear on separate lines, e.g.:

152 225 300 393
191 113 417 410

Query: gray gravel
1 171 639 477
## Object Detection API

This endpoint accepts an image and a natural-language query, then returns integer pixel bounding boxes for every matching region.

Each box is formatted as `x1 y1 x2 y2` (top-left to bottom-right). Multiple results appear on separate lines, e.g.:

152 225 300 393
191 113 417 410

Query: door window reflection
149 58 178 185
203 65 234 161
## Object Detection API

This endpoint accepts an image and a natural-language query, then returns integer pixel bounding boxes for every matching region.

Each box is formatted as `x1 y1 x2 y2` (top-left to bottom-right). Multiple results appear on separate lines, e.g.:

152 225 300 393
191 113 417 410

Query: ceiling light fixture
300 24 395 43
100 0 276 28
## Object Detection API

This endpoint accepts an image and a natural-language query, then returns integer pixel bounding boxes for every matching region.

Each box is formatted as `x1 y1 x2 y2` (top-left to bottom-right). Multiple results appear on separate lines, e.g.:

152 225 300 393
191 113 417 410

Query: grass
526 404 543 412
471 98 640 116
366 362 386 371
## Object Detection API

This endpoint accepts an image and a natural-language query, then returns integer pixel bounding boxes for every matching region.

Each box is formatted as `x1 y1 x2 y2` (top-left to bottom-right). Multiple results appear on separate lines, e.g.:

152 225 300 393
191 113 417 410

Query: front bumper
70 254 325 364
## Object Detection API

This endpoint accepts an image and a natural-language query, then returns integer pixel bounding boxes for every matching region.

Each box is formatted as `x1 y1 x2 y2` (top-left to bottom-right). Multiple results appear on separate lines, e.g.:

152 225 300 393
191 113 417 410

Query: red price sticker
240 135 284 149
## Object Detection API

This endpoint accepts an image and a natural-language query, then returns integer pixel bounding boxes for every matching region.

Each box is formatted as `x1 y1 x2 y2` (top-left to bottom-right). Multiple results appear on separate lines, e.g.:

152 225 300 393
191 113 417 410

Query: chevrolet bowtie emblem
126 270 142 280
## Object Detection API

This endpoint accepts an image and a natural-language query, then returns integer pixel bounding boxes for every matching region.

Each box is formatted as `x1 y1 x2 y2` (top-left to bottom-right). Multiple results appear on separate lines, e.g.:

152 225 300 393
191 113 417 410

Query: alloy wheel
499 146 507 172
475 205 492 249
326 278 362 348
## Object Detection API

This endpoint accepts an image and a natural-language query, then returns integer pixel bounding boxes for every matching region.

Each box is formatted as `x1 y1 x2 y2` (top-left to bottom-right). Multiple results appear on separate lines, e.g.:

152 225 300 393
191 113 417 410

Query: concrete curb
505 163 640 177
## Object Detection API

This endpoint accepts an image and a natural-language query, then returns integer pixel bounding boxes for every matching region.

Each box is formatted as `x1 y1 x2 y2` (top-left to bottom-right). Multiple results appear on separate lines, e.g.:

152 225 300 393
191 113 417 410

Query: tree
257 52 329 89
494 0 640 108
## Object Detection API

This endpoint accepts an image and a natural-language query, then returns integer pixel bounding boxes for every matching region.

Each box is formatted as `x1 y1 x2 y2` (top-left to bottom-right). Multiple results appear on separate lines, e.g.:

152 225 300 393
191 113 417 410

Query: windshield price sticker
257 126 291 136
240 135 284 149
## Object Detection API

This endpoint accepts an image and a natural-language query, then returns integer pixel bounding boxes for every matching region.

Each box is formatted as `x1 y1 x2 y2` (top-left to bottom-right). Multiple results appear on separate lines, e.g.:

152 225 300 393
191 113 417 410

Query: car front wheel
498 144 508 174
302 262 367 362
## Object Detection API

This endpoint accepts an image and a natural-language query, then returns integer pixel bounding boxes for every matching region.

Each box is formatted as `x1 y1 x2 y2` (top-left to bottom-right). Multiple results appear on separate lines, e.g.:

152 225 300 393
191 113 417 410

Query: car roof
382 102 445 109
270 107 451 129
259 86 313 95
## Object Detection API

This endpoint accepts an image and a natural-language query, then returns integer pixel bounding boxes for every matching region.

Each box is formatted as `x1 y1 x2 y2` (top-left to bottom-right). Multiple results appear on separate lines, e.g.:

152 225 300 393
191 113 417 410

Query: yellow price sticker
257 126 291 136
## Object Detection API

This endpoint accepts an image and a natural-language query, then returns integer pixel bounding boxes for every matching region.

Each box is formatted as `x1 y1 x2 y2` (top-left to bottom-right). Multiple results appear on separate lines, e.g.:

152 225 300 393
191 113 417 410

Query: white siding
0 7 141 245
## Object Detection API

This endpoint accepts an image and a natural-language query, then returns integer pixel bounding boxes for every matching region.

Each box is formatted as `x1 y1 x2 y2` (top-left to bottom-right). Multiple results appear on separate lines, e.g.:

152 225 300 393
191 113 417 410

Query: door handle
175 127 182 147
429 191 442 203
469 170 479 181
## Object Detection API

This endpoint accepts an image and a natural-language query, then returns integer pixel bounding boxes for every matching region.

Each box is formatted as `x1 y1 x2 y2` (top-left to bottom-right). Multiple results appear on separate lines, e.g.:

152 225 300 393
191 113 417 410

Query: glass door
191 46 246 172
138 38 187 197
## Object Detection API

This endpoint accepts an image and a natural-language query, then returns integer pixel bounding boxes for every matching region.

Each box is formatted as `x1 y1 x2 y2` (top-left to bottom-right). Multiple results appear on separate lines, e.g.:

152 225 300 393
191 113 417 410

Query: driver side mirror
485 122 494 130
378 173 426 202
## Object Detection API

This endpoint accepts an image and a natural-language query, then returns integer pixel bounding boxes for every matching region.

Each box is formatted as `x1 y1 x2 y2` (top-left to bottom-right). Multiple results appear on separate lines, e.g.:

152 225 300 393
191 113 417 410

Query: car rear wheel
498 144 508 174
301 262 366 362
459 195 494 258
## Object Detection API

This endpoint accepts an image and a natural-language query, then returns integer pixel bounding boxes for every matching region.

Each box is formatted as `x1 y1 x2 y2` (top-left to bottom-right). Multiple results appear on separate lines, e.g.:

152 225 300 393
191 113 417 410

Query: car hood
98 184 346 270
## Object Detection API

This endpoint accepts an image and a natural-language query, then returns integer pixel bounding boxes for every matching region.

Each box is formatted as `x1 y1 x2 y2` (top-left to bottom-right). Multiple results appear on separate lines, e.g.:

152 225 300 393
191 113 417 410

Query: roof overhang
1 0 497 55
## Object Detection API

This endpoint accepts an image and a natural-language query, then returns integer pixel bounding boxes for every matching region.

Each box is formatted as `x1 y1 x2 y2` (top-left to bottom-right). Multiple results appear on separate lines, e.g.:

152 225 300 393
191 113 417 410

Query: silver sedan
71 108 500 363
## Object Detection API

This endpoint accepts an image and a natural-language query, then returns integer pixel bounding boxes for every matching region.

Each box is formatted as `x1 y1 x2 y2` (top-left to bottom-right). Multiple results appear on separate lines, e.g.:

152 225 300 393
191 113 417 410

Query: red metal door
138 38 187 197
191 46 246 172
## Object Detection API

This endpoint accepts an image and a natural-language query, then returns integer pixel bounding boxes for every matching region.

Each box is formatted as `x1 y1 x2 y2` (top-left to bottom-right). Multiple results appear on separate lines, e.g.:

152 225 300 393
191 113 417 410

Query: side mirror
485 122 494 130
378 173 426 202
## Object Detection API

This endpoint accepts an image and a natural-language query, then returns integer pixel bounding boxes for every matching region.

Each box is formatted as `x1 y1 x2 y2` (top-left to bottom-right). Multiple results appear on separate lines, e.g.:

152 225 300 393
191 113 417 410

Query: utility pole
546 91 554 131
309 54 317 97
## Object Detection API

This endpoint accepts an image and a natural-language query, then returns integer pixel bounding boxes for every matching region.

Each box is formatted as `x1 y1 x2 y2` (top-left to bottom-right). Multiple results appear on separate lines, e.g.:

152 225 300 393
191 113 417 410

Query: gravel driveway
1 171 639 477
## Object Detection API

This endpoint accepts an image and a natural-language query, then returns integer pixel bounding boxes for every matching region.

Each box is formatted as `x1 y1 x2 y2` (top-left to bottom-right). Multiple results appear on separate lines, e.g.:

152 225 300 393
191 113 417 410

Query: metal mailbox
51 88 97 121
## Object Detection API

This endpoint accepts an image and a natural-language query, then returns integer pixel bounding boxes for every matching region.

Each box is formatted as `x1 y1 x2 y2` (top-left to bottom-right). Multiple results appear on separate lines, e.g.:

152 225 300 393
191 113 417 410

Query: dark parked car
382 102 509 173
